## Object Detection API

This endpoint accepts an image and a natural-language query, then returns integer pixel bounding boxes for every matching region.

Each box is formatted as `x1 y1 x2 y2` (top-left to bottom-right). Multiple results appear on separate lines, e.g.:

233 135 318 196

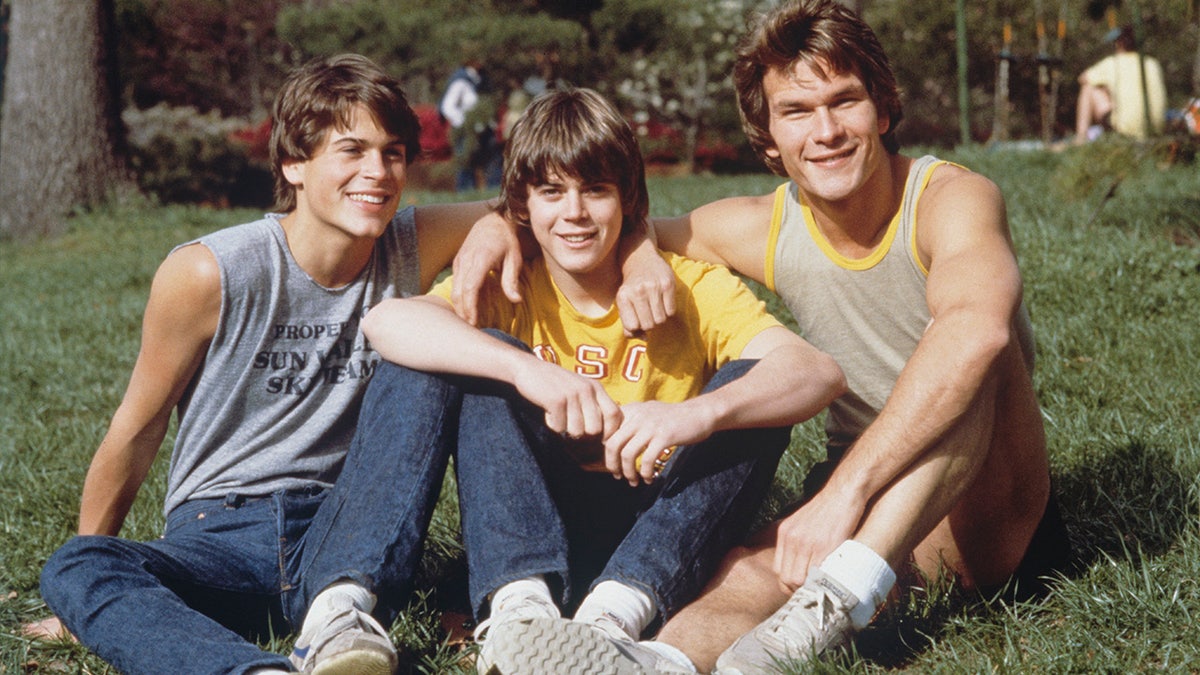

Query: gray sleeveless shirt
163 208 421 515
765 155 1034 458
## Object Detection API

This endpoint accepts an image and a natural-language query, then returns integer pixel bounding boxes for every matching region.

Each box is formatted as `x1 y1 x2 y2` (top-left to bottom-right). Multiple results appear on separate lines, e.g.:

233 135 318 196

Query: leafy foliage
122 103 271 207
595 0 761 169
115 0 295 118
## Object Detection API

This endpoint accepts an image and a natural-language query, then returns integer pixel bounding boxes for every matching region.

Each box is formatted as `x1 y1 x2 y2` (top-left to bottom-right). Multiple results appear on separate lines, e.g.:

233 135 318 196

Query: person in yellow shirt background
1074 24 1166 144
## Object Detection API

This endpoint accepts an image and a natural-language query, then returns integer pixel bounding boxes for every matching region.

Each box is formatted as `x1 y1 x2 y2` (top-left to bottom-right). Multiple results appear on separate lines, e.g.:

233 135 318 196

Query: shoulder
192 217 278 259
662 249 732 279
916 161 1010 262
921 160 1004 213
158 242 221 298
147 242 222 341
663 251 760 305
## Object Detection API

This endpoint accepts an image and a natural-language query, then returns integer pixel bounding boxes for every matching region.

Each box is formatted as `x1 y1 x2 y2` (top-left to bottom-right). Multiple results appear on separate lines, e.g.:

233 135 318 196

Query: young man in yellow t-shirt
362 87 844 673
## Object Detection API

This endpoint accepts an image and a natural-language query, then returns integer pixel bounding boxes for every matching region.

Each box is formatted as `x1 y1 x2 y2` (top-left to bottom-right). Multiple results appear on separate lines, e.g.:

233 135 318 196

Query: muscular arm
78 244 220 535
606 326 845 484
362 296 621 440
651 194 776 284
774 167 1025 586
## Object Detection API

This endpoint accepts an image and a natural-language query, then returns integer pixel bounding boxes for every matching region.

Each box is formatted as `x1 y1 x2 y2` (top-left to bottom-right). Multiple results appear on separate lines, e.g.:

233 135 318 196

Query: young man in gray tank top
36 54 542 675
453 1 1070 671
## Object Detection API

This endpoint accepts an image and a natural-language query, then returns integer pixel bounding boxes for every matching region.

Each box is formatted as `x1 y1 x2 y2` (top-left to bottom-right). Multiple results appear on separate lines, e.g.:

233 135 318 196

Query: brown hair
500 87 648 235
733 0 903 175
269 54 421 212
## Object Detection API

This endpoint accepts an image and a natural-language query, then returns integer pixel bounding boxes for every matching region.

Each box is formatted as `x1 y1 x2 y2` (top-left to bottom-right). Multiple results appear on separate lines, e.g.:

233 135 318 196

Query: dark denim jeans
447 332 791 624
39 361 456 675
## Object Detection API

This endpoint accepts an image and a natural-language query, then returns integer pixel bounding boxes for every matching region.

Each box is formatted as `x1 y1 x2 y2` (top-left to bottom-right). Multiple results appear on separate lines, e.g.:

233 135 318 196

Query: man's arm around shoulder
653 193 777 285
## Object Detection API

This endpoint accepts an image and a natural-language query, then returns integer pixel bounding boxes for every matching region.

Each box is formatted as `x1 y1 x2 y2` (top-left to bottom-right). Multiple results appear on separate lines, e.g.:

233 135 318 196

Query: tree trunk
0 0 132 240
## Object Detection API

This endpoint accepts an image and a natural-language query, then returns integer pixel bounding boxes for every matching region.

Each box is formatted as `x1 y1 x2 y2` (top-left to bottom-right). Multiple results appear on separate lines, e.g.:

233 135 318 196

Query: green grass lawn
2 140 1199 672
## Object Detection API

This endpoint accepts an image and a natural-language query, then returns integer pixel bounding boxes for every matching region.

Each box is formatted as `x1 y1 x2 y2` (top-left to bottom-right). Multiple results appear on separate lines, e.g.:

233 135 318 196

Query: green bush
122 103 272 208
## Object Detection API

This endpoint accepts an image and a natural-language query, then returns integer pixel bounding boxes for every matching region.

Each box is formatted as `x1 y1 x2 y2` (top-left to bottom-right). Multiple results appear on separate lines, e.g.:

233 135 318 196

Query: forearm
825 309 1011 505
700 342 845 433
77 419 166 535
363 297 531 381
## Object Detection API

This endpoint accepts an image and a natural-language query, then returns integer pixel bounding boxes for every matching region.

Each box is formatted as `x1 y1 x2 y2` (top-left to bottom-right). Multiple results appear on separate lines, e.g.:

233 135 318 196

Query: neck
806 154 910 257
279 212 374 288
545 259 622 319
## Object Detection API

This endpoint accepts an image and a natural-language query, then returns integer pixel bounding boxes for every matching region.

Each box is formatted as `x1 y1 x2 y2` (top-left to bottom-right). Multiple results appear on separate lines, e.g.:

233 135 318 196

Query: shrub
122 103 272 207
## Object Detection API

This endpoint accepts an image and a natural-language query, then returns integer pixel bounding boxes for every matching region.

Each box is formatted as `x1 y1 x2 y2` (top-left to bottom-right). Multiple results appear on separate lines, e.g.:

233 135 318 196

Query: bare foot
21 616 74 642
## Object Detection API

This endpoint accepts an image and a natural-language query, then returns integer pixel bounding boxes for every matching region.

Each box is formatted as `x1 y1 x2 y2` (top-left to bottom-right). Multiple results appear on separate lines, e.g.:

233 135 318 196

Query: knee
41 536 121 607
480 328 531 352
711 543 777 590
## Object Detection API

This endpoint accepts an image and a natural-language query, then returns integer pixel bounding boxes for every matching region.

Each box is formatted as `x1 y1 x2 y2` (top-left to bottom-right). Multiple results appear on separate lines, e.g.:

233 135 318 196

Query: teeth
350 193 386 204
563 234 592 243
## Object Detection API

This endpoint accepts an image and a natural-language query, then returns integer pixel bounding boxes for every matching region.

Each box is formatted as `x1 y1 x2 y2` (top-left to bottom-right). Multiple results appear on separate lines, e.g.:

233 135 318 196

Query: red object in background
229 117 272 164
414 104 452 162
227 106 454 166
632 116 738 169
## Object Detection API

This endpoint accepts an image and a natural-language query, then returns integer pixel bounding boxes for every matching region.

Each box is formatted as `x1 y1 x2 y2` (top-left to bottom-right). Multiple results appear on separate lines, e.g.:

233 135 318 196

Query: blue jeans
39 361 456 675
424 331 791 623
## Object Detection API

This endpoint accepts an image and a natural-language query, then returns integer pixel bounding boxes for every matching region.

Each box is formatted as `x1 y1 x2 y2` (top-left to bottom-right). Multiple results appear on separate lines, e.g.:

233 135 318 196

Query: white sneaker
714 572 858 674
475 593 560 673
478 616 696 674
288 606 398 675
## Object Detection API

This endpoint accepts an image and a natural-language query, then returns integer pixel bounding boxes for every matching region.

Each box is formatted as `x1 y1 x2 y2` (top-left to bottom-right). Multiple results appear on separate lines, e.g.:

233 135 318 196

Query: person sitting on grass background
1074 24 1166 144
360 86 846 674
633 2 1072 671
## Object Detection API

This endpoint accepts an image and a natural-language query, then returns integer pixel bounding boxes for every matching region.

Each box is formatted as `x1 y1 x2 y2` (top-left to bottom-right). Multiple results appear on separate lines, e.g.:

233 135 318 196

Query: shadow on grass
841 439 1195 669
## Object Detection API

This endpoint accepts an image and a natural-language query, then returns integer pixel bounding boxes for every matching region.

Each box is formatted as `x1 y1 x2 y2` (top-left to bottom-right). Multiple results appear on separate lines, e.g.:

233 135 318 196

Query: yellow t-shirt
430 251 783 468
1083 51 1166 138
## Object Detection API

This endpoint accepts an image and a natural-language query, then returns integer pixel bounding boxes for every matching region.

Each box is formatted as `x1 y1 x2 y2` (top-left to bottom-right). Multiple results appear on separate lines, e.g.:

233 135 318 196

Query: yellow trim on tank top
801 200 900 272
909 159 950 277
764 182 788 293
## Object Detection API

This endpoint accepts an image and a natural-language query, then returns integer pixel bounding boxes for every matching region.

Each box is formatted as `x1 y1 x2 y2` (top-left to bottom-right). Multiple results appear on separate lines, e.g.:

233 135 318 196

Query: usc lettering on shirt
532 342 646 383
430 251 784 418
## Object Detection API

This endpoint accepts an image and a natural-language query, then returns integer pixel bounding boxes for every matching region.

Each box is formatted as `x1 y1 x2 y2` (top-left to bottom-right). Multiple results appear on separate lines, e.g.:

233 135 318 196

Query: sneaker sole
479 618 651 675
310 649 396 675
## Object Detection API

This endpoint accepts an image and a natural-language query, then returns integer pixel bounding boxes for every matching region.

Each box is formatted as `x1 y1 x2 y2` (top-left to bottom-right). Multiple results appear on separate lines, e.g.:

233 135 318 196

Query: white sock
637 641 698 672
246 670 291 674
573 580 656 640
817 540 896 629
489 575 555 614
301 581 375 637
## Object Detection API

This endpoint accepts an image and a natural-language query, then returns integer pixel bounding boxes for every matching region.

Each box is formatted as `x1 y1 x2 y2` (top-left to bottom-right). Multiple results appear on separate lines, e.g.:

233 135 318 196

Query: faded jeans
40 360 458 675
416 331 792 624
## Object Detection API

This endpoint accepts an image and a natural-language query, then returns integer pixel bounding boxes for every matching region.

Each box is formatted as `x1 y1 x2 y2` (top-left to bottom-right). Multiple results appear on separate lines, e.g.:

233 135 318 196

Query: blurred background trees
1 0 1198 233
0 0 133 239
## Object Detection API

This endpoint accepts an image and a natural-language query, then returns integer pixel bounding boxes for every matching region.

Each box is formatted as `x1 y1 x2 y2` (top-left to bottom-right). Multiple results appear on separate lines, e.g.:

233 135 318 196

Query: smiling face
526 172 624 297
762 59 890 206
281 104 407 242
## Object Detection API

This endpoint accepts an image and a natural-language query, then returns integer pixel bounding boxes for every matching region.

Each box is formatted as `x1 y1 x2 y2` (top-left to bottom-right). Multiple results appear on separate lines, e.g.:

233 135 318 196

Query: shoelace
765 585 839 645
303 607 391 657
472 595 559 641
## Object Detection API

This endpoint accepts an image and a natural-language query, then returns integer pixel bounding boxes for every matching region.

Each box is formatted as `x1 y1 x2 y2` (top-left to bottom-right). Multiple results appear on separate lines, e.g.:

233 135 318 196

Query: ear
765 144 782 159
281 158 305 188
877 110 891 137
